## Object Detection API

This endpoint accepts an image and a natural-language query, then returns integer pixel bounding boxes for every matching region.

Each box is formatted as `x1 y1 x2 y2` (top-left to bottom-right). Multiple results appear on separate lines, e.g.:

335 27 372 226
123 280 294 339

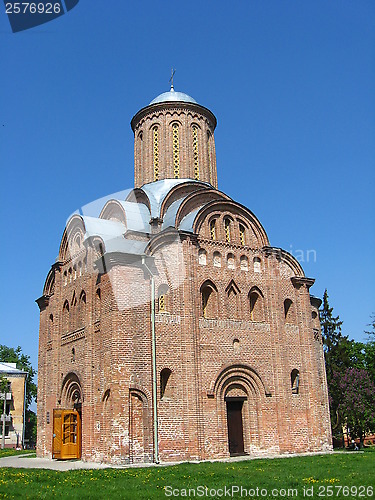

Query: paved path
0 450 337 471
0 454 111 471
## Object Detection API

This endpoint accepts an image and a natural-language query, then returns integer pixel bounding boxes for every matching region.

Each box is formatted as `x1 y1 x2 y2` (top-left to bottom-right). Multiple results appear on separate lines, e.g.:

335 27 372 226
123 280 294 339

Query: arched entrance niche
129 389 151 464
213 364 266 456
61 372 83 410
53 373 83 460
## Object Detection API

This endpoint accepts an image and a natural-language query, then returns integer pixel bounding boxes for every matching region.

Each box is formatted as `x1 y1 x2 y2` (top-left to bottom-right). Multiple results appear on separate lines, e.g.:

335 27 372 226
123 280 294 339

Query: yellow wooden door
52 409 62 459
53 409 81 459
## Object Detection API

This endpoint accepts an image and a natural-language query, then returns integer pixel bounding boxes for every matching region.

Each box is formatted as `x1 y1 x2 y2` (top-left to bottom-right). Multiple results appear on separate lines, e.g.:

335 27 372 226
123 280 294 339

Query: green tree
0 345 37 446
333 367 375 446
364 314 375 384
320 289 344 378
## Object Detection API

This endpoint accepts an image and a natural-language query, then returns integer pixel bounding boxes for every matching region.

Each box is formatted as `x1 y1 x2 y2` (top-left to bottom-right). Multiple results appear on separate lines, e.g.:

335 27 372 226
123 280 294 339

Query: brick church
36 85 332 463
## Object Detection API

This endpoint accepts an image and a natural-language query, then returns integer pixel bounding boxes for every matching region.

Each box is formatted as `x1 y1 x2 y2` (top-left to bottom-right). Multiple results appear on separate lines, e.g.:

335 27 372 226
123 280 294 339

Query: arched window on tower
239 223 246 246
207 130 212 172
201 281 218 318
210 219 216 241
224 218 231 243
291 369 300 394
192 125 199 180
249 287 265 322
152 126 159 181
138 130 144 175
172 123 180 178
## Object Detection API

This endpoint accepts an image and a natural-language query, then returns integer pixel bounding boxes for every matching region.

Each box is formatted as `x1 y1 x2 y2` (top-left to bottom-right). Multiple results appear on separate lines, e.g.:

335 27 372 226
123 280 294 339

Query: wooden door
53 409 81 459
226 400 245 456
52 409 62 459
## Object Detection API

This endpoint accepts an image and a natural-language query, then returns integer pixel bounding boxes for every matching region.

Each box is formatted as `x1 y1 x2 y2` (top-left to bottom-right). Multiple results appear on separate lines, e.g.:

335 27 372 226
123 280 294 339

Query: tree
332 367 375 446
319 290 346 436
320 289 344 376
364 314 375 384
365 313 375 339
0 345 37 446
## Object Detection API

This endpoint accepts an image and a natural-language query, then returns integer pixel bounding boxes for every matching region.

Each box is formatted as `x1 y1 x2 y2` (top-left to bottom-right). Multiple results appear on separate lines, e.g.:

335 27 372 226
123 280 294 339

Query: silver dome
149 88 197 105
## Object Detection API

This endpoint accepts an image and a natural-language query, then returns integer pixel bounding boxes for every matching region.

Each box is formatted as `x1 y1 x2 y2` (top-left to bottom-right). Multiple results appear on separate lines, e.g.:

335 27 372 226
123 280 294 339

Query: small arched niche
291 369 300 395
160 368 172 399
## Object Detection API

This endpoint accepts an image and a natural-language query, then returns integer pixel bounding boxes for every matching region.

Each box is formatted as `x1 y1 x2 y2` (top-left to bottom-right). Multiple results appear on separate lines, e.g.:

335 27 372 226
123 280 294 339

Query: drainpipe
141 256 159 464
22 374 27 449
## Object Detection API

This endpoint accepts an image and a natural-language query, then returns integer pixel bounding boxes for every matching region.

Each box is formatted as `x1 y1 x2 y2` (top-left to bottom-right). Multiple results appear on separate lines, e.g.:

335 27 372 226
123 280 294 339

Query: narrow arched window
79 290 86 325
95 288 101 320
63 271 68 286
210 219 216 240
158 284 169 313
239 224 246 246
48 314 53 340
159 294 165 312
152 126 159 181
201 282 218 318
207 130 212 171
160 368 172 399
284 299 296 324
172 123 180 178
291 369 300 394
71 347 75 363
192 125 199 180
227 283 240 318
249 287 264 322
240 255 248 271
63 300 70 332
227 253 235 269
71 292 77 330
198 249 207 265
138 131 144 175
202 289 210 318
213 251 221 268
224 218 231 243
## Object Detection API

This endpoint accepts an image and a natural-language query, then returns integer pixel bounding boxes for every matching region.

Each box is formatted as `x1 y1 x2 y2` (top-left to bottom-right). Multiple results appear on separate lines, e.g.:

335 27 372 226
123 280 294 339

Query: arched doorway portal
225 384 247 455
212 364 268 457
53 373 82 459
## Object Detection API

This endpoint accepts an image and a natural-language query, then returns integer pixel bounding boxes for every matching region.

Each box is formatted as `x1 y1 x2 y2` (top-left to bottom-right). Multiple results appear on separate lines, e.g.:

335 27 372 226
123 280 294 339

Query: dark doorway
226 400 245 456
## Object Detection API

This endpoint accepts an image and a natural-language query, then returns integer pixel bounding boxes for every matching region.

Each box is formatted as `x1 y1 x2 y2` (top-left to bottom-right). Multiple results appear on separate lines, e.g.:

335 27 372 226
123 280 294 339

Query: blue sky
1 0 374 377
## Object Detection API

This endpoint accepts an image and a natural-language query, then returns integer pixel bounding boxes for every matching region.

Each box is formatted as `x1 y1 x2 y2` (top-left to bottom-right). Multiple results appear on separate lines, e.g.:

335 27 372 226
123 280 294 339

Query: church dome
149 87 197 105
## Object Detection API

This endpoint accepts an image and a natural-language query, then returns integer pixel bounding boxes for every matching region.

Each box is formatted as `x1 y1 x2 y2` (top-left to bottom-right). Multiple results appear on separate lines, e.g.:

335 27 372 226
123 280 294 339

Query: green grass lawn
0 449 35 458
0 449 374 499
